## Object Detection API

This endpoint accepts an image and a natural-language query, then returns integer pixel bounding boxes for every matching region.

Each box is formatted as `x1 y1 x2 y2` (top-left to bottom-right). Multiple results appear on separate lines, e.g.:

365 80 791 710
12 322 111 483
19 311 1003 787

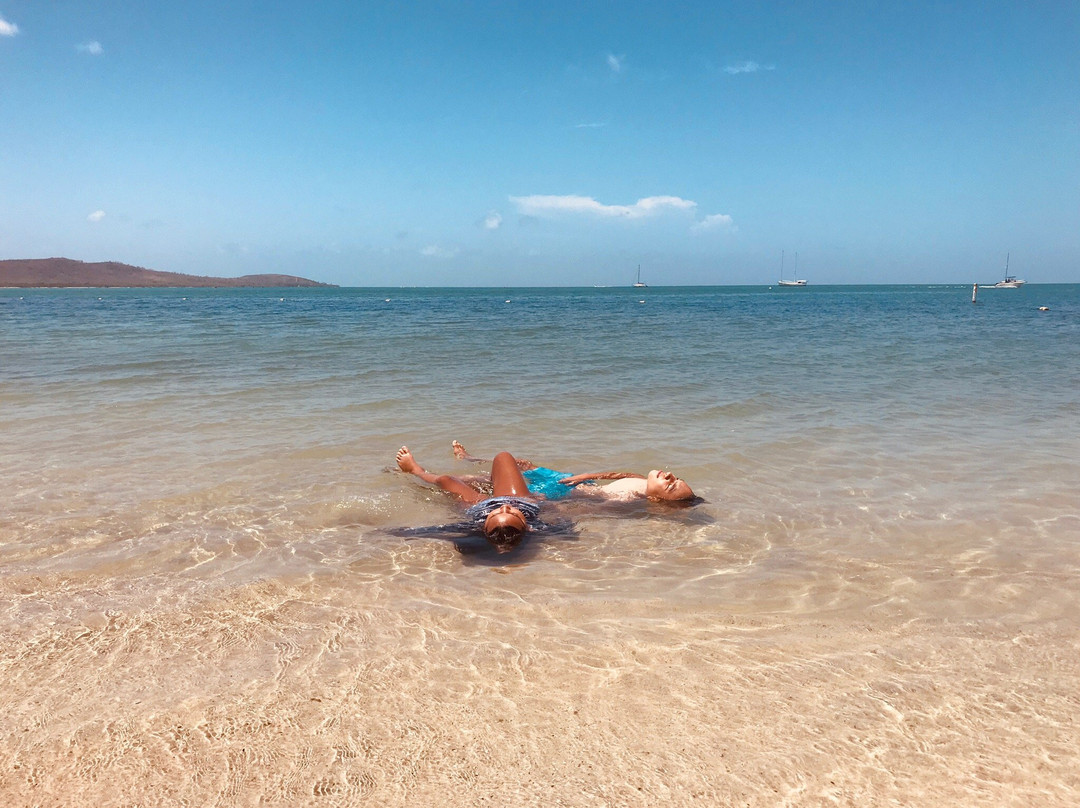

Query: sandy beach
4 562 1078 806
3 285 1079 805
5 0 1079 800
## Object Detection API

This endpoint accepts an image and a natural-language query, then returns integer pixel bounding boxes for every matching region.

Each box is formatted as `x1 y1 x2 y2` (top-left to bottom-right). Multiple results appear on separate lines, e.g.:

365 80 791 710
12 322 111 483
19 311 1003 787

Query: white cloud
574 122 607 129
87 210 106 223
510 194 734 232
691 213 734 232
0 15 18 37
482 211 502 230
77 41 103 55
724 61 775 75
607 53 624 73
420 244 459 259
510 194 696 220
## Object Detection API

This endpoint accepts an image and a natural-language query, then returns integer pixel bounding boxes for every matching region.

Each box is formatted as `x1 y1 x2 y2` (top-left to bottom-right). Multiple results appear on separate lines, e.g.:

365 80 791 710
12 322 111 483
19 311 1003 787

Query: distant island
0 258 335 288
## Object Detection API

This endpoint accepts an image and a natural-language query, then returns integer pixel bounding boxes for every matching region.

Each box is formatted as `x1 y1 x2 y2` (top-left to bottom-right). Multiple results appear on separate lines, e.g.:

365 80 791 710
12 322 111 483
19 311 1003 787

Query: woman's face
483 504 527 550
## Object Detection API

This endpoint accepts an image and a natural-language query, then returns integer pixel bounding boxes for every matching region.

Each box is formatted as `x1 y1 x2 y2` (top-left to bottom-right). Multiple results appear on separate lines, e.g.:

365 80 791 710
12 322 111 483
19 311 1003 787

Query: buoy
385 298 390 302
971 282 978 303
505 299 511 303
1038 306 1049 311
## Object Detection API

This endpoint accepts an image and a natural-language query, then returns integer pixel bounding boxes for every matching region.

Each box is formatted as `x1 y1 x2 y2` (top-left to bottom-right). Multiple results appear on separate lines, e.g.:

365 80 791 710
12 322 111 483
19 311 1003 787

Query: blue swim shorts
522 467 574 500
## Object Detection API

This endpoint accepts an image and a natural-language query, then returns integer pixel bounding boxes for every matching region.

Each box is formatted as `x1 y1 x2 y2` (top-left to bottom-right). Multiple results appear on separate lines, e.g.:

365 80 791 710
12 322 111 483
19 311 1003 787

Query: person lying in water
394 445 571 553
450 440 697 502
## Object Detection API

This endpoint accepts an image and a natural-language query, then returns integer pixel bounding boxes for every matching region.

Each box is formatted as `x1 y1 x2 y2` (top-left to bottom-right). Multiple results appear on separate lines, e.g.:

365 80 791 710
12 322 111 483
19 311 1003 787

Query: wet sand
4 561 1078 807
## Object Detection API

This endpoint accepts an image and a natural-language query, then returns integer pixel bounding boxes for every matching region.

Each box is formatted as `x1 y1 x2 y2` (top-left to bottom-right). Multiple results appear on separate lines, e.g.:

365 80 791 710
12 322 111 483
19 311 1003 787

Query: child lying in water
450 440 697 503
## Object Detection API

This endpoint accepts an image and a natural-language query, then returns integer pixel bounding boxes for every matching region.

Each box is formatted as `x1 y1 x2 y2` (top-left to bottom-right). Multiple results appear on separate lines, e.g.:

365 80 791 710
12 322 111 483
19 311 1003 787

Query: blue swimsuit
464 496 542 527
522 467 575 500
389 495 571 541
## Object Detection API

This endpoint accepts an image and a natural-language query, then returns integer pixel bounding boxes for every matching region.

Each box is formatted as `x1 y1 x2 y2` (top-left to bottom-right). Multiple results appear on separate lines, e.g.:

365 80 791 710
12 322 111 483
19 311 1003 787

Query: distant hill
0 258 335 288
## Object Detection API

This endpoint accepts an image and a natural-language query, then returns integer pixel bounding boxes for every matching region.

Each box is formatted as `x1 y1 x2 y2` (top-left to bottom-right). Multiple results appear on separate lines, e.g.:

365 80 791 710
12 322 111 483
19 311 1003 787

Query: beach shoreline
3 565 1077 806
4 285 1079 805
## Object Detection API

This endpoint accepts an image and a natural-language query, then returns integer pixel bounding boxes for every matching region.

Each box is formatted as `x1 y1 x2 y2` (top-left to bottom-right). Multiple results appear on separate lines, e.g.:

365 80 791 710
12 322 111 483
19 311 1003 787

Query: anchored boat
777 251 807 286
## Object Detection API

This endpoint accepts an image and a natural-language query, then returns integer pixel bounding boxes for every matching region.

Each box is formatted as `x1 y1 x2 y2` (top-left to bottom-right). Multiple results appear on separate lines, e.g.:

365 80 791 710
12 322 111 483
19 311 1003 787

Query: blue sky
1 1 1077 286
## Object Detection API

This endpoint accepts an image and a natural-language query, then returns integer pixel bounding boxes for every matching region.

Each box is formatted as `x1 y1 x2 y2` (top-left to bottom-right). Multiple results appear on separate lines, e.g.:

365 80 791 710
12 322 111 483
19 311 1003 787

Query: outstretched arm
557 471 646 486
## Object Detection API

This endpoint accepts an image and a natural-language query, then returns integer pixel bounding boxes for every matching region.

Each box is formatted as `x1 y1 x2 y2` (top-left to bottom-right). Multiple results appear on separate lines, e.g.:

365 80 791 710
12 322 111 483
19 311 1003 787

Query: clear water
3 284 1079 805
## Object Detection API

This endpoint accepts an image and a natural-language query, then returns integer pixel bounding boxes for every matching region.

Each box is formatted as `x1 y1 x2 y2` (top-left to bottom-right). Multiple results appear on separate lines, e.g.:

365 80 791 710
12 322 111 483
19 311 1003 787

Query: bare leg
490 451 533 498
452 440 538 471
457 474 490 485
396 446 486 504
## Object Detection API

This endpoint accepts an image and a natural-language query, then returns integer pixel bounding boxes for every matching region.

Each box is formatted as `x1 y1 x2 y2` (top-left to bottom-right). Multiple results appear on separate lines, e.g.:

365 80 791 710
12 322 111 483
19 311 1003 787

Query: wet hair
485 525 524 552
651 495 706 509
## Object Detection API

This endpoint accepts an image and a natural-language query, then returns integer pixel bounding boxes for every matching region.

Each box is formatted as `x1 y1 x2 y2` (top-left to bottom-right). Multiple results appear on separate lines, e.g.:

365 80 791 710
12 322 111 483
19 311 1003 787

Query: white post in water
972 282 978 304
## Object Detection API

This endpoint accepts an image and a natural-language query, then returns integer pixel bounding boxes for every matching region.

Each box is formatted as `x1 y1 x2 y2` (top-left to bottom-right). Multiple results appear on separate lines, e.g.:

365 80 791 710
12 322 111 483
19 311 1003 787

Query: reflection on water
2 286 1079 804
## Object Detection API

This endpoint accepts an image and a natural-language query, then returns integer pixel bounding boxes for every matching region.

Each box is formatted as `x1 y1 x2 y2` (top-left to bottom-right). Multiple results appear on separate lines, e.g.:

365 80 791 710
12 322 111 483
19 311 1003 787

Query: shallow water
2 284 1079 805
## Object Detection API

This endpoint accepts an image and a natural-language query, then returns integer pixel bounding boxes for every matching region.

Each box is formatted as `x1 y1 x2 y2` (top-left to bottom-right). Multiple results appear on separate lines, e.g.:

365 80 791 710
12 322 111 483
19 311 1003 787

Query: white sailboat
632 265 647 288
776 250 807 286
981 253 1025 288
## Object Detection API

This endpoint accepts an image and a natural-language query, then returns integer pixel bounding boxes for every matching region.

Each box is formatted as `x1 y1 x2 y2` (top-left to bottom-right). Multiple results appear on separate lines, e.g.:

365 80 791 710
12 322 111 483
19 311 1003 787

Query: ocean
2 283 1079 805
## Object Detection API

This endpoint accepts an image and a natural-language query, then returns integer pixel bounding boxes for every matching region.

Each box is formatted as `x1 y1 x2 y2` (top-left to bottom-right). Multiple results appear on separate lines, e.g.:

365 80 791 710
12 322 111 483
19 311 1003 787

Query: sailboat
982 253 1025 288
632 265 647 288
776 250 807 286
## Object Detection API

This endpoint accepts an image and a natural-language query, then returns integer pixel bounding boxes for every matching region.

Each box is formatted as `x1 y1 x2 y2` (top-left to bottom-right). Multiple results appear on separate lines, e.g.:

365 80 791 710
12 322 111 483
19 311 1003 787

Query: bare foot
452 440 487 464
396 446 424 475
